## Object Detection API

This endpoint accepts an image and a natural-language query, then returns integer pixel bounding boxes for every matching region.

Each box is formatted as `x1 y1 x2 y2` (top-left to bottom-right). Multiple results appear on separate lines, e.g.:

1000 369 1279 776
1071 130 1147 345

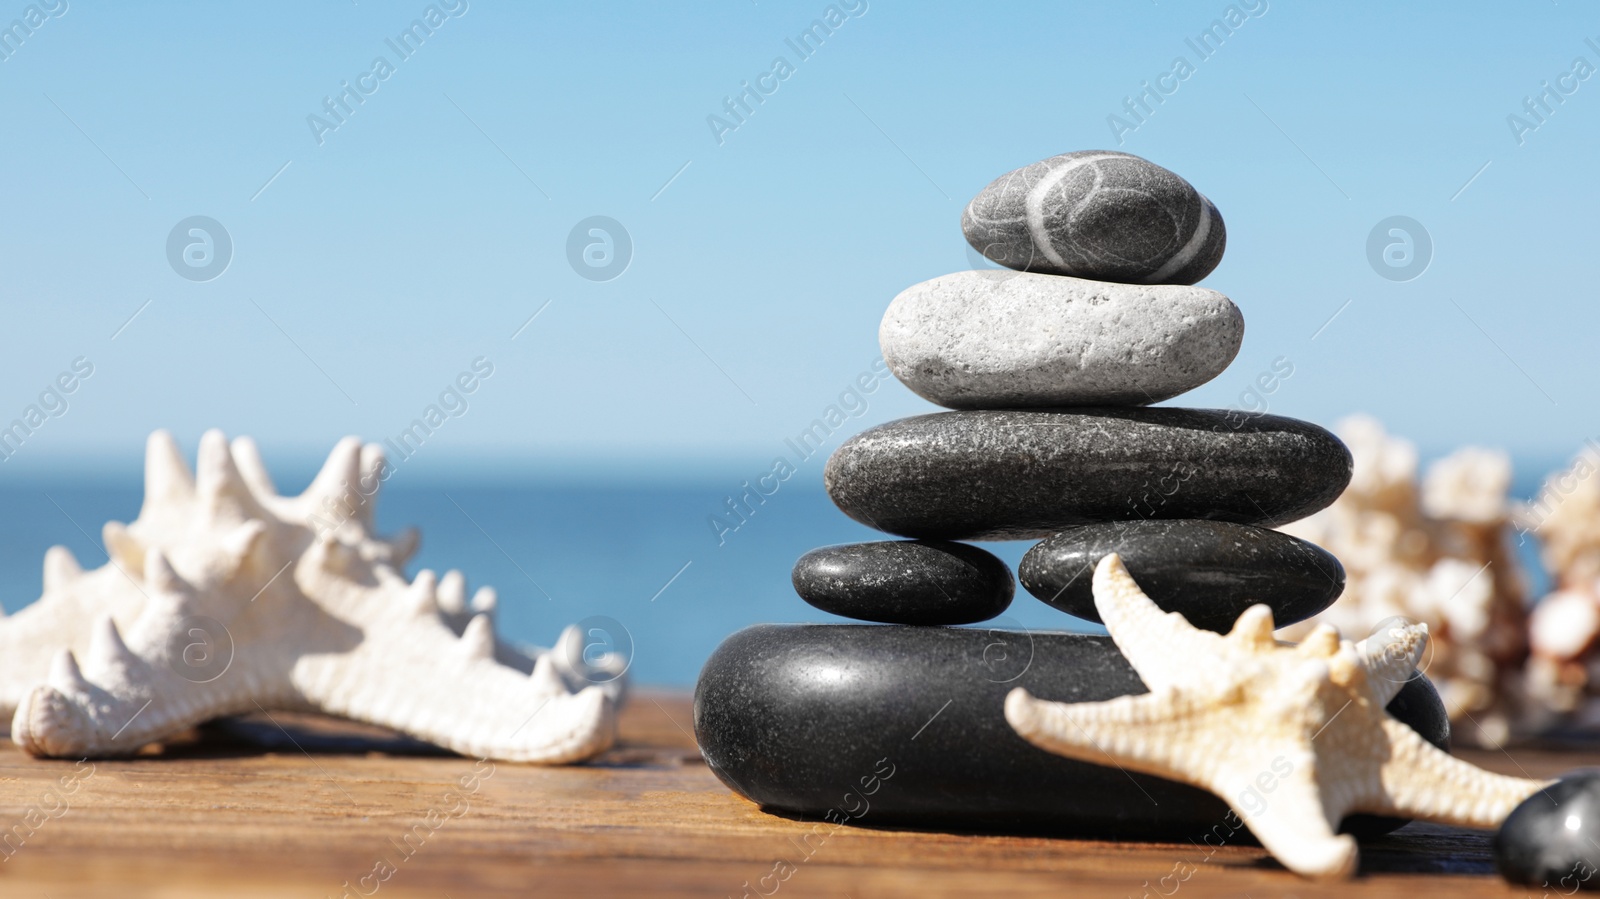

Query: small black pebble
791 540 1013 625
1495 771 1600 889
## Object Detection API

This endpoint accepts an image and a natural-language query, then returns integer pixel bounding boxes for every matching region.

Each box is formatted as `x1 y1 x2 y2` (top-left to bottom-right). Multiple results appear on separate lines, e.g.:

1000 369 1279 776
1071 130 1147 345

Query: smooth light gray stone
880 270 1244 408
962 150 1226 284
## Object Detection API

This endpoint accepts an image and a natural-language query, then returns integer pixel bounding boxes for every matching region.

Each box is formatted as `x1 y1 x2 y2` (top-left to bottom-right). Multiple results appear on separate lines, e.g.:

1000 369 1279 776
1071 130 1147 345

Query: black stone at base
694 624 1448 840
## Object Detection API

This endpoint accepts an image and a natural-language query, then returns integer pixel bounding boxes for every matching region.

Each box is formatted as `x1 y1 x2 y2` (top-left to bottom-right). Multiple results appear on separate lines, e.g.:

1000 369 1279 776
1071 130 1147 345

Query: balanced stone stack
696 151 1450 837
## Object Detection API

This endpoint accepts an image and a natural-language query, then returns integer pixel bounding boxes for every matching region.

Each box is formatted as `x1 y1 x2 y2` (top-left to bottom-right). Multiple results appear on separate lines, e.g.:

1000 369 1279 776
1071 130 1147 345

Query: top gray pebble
962 150 1226 285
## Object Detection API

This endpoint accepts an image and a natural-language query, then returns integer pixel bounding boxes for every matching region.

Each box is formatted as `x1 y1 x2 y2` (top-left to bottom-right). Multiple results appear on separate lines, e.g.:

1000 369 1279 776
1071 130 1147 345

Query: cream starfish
0 432 625 717
7 430 621 763
1005 554 1548 879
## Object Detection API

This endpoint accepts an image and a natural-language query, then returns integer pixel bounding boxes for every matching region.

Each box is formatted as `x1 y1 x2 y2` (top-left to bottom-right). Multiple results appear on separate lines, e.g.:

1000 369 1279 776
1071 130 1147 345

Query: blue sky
2 0 1597 479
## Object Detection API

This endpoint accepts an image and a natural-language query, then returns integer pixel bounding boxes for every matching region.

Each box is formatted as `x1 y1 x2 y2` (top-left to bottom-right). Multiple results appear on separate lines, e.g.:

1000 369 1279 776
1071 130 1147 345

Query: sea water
0 465 1557 687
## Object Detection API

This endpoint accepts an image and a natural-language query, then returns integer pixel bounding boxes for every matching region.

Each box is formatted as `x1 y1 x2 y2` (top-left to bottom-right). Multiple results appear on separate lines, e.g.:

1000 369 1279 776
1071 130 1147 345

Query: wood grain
0 690 1568 897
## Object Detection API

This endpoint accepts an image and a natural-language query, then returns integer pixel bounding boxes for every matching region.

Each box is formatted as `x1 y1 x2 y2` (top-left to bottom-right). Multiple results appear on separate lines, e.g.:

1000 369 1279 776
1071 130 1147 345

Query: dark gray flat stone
792 540 1014 626
694 624 1447 839
823 408 1352 541
1019 520 1344 633
961 150 1226 284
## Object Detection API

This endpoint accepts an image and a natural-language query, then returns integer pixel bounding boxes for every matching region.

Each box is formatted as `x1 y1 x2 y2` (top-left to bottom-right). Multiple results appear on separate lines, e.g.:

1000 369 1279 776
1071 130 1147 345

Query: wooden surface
0 690 1567 897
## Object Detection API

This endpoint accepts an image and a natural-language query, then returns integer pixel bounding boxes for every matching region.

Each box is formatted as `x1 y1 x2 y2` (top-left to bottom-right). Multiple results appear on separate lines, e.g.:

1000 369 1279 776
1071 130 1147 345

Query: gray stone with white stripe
880 270 1243 408
962 150 1226 285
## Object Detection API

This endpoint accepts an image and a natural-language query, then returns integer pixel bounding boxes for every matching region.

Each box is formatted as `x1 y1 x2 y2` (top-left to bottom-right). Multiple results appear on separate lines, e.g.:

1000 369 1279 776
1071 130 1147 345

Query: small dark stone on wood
1495 771 1600 888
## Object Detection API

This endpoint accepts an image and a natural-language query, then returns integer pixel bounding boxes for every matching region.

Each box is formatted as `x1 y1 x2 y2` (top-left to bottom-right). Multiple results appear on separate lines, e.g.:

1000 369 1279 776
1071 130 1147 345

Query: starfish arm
1364 717 1550 827
13 610 616 765
1005 687 1232 785
11 612 303 758
294 618 616 765
1009 688 1360 879
1356 621 1429 706
0 565 135 718
1091 554 1231 691
1231 766 1359 880
10 546 307 757
290 546 617 765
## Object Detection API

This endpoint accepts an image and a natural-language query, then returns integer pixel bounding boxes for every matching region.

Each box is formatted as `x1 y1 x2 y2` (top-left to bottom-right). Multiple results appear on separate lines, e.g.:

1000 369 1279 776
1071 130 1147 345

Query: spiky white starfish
1005 554 1548 879
5 430 622 763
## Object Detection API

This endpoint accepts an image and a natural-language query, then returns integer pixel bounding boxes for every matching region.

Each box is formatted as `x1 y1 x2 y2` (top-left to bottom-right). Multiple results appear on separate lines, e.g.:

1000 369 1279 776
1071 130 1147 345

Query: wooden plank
0 690 1565 897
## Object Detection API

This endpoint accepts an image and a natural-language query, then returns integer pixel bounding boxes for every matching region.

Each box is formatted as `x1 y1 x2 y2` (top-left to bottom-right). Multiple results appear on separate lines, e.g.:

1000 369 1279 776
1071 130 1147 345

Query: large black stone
1494 772 1600 888
1019 520 1344 633
793 540 1014 626
823 408 1352 541
694 624 1448 839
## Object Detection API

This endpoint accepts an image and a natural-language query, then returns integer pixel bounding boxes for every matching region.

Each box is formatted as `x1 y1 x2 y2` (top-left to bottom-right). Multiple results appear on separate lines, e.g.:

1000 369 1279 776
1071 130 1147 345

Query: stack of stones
695 151 1451 837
